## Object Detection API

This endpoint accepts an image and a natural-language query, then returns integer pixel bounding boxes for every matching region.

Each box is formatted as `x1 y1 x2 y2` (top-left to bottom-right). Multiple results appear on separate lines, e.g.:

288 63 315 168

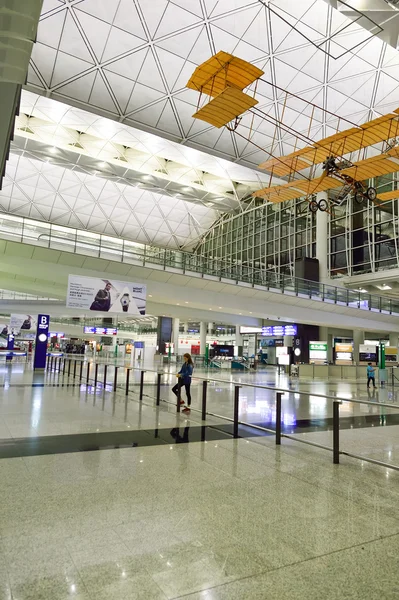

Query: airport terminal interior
3 1 399 598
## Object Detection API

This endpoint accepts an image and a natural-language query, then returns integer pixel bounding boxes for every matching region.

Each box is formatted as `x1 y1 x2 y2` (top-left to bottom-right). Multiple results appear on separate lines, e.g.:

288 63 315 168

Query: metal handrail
105 365 399 410
0 212 398 315
46 356 399 472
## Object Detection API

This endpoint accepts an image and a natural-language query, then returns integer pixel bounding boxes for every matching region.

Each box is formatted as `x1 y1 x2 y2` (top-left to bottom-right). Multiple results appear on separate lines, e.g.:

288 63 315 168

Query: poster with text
9 314 37 334
67 275 146 315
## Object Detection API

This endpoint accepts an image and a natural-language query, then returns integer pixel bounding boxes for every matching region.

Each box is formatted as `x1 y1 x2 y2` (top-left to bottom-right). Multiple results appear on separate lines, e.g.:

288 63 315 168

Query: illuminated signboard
261 325 297 336
309 341 328 361
83 326 117 335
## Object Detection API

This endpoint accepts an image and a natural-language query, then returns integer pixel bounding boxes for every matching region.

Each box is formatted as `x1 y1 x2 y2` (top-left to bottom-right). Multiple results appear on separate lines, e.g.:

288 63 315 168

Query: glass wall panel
50 225 77 252
22 221 51 248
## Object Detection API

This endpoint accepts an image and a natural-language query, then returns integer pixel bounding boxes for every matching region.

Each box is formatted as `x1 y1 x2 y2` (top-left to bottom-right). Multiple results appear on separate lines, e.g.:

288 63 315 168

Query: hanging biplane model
186 51 399 212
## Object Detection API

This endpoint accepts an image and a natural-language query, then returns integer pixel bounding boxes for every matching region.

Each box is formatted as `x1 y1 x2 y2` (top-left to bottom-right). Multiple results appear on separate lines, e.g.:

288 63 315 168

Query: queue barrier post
103 364 108 389
276 392 282 445
86 362 90 386
233 385 240 438
113 366 118 392
79 360 83 381
156 373 161 406
126 368 131 396
68 359 71 377
73 359 77 379
177 378 181 413
333 401 340 464
139 370 145 400
202 380 208 421
94 363 99 388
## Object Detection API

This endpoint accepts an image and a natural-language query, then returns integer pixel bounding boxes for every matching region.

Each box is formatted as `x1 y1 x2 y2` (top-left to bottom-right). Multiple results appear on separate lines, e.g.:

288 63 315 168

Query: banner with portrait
9 314 37 334
66 275 146 315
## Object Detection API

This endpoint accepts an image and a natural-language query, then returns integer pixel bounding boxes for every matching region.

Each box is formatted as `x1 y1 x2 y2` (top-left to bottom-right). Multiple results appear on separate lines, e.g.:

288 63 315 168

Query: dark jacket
179 362 193 384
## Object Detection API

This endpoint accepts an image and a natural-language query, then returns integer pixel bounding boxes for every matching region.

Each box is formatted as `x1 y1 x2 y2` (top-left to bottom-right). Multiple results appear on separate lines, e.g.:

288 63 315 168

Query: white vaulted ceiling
27 0 399 166
3 0 399 252
0 153 218 249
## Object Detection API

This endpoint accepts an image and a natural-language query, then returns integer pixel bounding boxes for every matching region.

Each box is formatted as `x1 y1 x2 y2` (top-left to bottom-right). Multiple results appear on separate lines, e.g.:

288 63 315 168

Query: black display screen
359 352 377 362
214 345 234 357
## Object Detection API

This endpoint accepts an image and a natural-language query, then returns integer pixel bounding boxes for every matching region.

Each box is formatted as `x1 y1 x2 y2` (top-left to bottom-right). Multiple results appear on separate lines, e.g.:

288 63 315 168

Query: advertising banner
67 275 146 315
9 314 37 334
34 314 50 370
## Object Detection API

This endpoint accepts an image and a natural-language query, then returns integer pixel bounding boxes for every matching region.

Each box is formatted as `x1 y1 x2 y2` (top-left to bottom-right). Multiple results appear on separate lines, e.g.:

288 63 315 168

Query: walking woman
172 353 193 413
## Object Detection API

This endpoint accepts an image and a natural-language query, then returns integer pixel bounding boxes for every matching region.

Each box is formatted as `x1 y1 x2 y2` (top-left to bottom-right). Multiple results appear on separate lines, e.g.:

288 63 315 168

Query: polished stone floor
1 360 399 598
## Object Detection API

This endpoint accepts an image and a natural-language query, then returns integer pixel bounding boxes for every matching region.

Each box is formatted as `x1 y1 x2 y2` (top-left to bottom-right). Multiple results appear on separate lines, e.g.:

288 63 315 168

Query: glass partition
0 212 396 315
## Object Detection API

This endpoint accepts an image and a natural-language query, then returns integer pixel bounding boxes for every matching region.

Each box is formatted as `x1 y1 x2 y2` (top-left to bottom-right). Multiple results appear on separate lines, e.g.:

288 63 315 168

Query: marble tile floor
1 436 399 599
0 366 226 440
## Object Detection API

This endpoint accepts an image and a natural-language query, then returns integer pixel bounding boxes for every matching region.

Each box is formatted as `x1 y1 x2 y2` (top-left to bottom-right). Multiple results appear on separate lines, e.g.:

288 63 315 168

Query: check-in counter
298 364 380 380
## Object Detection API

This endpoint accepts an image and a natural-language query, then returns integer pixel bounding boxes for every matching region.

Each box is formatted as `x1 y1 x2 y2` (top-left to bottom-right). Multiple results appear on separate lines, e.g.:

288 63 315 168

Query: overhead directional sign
261 325 297 336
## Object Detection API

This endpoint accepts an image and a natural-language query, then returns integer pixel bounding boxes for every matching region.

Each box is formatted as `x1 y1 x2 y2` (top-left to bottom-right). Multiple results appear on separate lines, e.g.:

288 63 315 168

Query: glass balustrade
0 213 397 316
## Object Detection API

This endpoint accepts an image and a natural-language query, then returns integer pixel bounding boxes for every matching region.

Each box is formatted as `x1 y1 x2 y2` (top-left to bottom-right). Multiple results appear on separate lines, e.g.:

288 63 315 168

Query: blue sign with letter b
33 314 50 370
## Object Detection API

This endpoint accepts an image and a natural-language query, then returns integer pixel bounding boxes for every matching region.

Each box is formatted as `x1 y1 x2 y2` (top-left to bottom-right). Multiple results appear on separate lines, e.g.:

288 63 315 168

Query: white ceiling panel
2 0 399 254
25 0 399 168
0 153 218 250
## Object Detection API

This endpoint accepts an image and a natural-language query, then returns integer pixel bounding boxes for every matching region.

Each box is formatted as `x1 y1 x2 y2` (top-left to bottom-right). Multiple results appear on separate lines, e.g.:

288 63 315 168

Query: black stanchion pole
73 359 77 379
94 363 99 388
333 401 340 464
49 356 53 371
202 380 208 421
276 392 282 445
68 359 72 377
156 373 161 406
79 360 83 381
63 358 66 375
103 364 108 389
125 368 130 395
113 366 118 392
233 385 240 438
139 370 145 400
86 362 90 386
177 379 181 413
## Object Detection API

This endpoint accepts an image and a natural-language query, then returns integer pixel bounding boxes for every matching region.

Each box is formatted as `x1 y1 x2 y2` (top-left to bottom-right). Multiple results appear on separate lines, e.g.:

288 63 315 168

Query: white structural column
353 330 364 365
316 191 329 283
389 333 399 348
173 318 180 357
200 322 207 355
183 322 188 334
208 322 214 334
112 316 118 356
319 326 333 363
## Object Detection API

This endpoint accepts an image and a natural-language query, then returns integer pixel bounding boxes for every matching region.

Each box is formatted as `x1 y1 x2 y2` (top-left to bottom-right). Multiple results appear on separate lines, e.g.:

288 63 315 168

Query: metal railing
0 212 398 315
47 356 399 472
